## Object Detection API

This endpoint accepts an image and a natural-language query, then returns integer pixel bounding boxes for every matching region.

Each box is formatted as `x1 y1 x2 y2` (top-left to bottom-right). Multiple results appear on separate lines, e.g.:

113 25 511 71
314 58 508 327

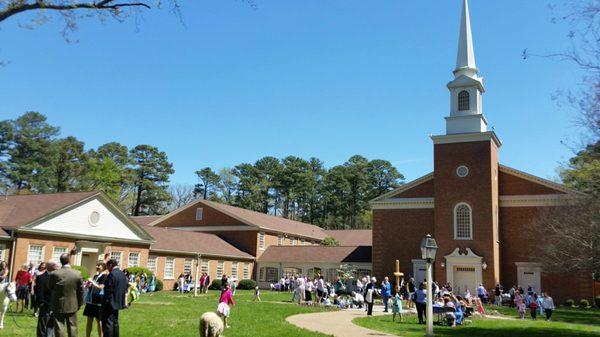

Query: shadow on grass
488 305 600 326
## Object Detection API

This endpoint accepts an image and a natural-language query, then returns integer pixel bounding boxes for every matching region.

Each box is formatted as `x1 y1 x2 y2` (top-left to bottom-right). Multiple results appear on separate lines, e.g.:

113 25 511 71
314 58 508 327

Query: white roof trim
371 198 434 210
499 194 581 207
370 173 433 203
499 165 585 196
431 131 502 147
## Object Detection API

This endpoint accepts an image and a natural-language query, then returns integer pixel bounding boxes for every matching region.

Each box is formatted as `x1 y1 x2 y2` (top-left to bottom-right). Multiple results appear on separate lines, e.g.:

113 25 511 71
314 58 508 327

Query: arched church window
454 203 472 240
458 90 470 111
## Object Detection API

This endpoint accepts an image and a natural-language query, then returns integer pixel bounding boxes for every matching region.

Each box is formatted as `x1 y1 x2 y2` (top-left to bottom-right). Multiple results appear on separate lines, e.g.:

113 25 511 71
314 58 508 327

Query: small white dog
199 311 224 337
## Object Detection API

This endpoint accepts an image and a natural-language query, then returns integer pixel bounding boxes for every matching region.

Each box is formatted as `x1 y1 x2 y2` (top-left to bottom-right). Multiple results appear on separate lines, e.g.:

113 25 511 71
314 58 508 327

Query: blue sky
1 0 585 185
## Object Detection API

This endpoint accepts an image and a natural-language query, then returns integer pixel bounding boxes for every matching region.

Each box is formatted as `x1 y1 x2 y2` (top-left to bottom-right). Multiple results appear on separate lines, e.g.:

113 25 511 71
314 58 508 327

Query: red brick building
370 0 593 302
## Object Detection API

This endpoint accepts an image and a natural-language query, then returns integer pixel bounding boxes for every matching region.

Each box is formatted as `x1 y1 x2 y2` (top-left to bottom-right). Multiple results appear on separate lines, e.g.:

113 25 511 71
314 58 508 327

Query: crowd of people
2 253 132 337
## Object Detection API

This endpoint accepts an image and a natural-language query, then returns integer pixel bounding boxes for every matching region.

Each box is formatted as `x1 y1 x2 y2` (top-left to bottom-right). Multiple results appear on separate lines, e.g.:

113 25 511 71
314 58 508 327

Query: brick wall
433 140 499 287
153 201 247 228
499 171 565 195
391 178 434 198
372 208 434 281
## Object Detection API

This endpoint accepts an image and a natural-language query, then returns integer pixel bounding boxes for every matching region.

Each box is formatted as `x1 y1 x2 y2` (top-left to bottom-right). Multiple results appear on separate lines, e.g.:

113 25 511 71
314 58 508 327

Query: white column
426 261 434 336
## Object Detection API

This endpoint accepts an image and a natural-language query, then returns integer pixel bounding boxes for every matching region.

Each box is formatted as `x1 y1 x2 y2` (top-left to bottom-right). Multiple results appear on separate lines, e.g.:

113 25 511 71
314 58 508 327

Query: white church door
412 259 427 285
453 266 477 296
516 262 541 294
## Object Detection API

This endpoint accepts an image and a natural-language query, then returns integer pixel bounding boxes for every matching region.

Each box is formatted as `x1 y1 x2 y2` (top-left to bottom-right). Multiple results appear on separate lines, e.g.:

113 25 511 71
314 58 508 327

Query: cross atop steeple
455 0 477 78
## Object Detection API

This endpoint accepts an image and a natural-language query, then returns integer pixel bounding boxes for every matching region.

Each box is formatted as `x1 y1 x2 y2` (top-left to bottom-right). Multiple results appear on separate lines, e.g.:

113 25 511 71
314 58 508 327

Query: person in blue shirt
414 283 428 324
381 277 392 313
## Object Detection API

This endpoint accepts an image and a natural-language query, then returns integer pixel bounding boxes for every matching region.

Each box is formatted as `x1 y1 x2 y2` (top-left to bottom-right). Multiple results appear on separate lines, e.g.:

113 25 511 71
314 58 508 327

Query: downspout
9 229 17 281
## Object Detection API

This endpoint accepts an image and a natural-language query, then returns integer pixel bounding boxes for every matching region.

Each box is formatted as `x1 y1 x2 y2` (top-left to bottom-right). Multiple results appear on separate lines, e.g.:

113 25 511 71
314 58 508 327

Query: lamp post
420 234 438 337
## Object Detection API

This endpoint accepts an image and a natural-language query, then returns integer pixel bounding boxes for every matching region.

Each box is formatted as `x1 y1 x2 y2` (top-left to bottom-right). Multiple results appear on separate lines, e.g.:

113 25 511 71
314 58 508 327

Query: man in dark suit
36 261 58 337
48 254 84 337
102 258 128 337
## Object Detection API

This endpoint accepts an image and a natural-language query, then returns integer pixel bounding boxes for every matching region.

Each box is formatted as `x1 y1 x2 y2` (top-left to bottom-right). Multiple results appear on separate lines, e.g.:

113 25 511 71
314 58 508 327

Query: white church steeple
445 0 488 135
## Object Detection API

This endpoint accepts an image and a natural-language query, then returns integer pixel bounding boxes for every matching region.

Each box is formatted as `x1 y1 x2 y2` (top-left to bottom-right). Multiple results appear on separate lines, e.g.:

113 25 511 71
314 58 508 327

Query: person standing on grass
253 286 261 302
536 292 544 316
406 278 416 309
36 261 58 337
381 277 391 313
514 290 525 319
414 283 428 324
204 274 211 293
364 277 377 316
15 264 32 313
529 294 539 320
296 275 305 305
315 275 325 305
391 287 403 322
49 253 84 337
102 258 128 337
542 292 555 321
84 262 108 337
217 284 235 328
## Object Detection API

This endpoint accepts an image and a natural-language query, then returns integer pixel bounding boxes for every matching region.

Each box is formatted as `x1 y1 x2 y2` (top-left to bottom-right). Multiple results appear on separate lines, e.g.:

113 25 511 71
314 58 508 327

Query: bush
209 279 223 290
155 279 163 292
595 296 600 308
237 279 256 290
564 299 575 307
124 266 154 277
72 265 90 280
579 299 590 308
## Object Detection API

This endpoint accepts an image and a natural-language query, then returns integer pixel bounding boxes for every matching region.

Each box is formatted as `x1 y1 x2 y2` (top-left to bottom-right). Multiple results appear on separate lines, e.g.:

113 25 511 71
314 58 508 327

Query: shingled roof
325 230 372 246
131 216 162 226
143 225 253 260
149 199 328 241
0 191 99 229
257 245 372 263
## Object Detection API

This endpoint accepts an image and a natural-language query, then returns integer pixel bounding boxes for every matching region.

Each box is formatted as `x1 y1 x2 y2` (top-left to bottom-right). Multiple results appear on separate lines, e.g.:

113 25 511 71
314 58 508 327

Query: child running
253 286 261 302
217 284 235 328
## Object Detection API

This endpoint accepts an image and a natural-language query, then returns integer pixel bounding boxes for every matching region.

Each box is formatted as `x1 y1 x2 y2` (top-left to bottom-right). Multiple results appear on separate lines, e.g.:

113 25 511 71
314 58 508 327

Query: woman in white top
296 276 305 305
542 293 555 321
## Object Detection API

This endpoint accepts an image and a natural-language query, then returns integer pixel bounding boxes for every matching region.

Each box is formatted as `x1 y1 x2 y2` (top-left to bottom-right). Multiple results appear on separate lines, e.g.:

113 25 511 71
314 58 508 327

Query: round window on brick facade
456 165 469 178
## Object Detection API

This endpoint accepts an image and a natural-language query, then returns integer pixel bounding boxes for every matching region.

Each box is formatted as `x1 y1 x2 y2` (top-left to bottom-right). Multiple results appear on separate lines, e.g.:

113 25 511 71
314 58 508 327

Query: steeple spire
454 0 477 78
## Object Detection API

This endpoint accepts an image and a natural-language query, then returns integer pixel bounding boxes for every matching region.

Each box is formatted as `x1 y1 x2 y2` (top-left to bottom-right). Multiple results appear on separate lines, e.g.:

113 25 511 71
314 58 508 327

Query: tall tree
49 136 87 192
130 145 174 216
254 156 282 214
218 168 237 205
366 159 404 200
0 112 59 192
195 167 221 200
84 142 133 204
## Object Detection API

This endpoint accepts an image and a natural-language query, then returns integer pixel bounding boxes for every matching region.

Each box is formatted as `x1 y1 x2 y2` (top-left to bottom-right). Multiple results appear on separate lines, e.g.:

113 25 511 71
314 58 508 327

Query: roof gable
150 199 327 240
499 165 583 196
4 192 153 243
370 173 433 203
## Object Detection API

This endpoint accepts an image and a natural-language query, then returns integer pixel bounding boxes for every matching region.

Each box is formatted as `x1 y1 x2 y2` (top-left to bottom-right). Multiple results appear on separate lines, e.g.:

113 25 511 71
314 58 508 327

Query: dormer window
458 90 470 111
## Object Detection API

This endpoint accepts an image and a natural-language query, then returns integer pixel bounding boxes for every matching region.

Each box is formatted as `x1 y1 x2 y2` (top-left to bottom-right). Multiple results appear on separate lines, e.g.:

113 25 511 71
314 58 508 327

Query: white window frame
277 235 283 246
195 207 203 221
164 257 175 279
110 251 123 266
217 261 224 278
183 258 193 274
243 263 250 279
454 202 473 240
291 238 296 246
147 256 157 273
52 246 68 263
28 244 45 266
128 252 140 267
0 244 4 261
258 232 265 250
231 262 238 278
201 260 209 274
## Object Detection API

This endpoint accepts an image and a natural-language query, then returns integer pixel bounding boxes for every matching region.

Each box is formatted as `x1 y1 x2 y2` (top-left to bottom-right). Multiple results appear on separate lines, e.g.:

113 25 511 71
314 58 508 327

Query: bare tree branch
0 0 151 22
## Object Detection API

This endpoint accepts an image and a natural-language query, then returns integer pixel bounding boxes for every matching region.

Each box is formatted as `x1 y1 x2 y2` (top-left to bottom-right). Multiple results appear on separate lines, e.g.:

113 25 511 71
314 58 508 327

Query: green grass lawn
353 306 600 337
2 290 332 337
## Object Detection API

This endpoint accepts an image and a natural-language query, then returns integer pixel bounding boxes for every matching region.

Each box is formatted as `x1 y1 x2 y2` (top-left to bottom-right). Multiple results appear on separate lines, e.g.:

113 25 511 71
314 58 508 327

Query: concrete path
287 306 397 337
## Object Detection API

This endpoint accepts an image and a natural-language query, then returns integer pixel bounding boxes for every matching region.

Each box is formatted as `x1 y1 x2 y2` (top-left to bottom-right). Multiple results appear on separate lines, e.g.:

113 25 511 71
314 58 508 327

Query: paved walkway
287 306 397 337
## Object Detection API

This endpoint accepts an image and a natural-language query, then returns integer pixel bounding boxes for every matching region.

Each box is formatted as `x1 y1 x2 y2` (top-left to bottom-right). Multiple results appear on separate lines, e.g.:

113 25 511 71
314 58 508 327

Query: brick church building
370 0 593 302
